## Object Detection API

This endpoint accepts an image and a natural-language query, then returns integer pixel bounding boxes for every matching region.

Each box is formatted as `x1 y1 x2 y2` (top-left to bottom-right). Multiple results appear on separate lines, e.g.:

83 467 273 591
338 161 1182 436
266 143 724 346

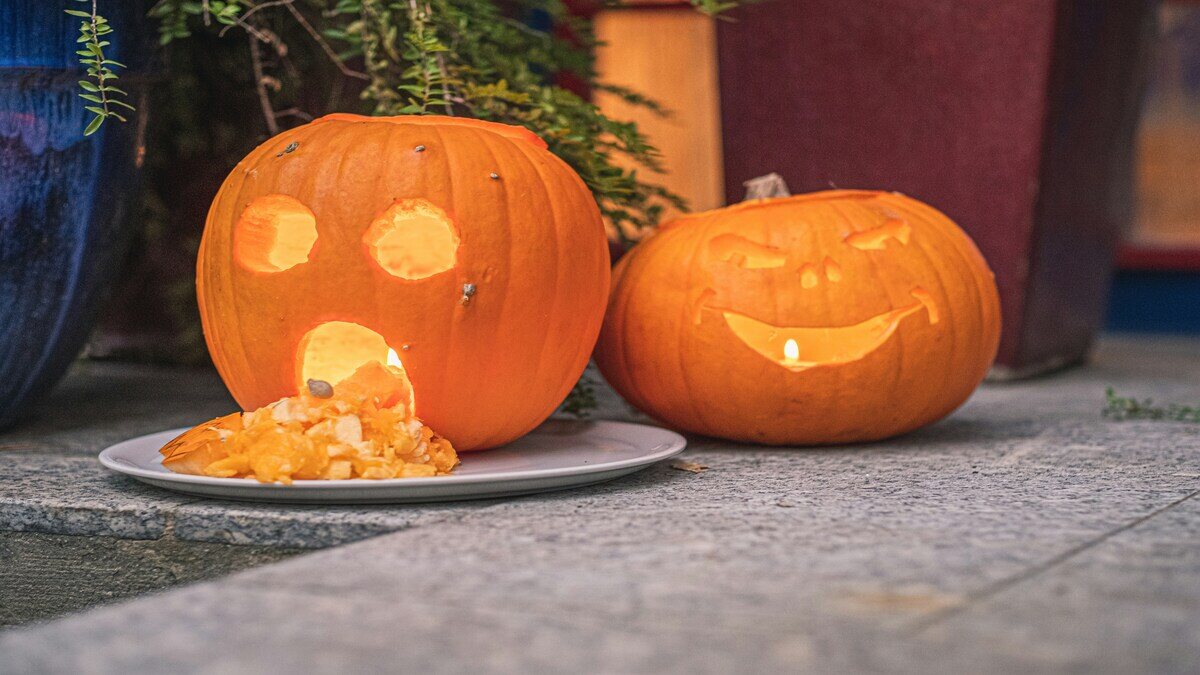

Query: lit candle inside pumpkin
783 338 800 367
387 347 403 370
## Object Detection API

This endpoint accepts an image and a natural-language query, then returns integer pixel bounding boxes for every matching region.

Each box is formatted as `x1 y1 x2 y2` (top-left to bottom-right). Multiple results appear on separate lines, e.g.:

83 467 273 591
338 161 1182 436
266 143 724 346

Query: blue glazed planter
0 1 152 427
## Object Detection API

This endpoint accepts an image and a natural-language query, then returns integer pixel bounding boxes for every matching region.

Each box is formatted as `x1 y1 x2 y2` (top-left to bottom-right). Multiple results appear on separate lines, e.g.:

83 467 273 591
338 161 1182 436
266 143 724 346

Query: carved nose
798 257 842 288
799 263 821 289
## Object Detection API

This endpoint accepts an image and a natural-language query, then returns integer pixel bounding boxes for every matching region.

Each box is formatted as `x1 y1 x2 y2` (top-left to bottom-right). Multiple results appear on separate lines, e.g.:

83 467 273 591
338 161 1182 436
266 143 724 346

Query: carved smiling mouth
716 288 940 372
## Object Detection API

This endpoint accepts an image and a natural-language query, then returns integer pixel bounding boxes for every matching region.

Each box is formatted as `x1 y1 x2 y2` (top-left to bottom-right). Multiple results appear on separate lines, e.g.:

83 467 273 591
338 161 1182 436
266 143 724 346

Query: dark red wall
717 0 1152 374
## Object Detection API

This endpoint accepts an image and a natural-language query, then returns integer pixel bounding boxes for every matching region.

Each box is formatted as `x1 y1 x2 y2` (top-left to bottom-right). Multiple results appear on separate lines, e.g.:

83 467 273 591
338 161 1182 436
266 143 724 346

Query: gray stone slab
0 452 480 548
0 453 196 540
0 531 297 627
894 493 1200 674
2 336 1200 673
169 499 492 549
0 581 801 674
0 361 235 454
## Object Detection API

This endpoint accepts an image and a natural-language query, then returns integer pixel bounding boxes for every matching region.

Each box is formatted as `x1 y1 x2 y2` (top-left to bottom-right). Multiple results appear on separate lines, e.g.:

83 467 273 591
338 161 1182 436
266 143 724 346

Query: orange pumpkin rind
595 189 1002 446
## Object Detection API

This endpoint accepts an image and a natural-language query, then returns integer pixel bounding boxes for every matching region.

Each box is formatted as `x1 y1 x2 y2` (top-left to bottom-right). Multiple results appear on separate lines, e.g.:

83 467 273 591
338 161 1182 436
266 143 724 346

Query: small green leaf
78 80 100 92
63 9 91 17
83 116 104 136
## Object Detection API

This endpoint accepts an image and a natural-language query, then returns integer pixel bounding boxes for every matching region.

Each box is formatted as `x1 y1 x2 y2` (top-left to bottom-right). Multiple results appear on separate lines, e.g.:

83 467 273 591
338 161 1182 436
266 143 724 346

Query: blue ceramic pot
0 1 152 427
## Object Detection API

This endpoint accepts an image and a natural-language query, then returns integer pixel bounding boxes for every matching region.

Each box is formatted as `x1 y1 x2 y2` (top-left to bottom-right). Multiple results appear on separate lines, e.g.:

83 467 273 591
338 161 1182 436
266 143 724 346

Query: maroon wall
717 0 1152 375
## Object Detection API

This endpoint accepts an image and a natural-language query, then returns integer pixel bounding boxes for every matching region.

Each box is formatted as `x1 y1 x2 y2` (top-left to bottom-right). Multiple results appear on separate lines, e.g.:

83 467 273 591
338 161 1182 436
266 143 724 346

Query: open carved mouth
716 288 940 372
295 321 414 407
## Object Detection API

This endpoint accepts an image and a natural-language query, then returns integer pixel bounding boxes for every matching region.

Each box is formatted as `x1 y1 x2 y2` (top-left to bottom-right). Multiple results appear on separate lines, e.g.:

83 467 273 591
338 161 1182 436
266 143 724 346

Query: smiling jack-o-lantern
594 187 1001 445
198 114 609 450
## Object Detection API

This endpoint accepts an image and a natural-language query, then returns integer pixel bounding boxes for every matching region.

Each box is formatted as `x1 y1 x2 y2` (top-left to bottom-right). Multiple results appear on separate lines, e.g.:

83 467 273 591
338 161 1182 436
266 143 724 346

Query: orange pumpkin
198 114 609 450
594 189 1001 445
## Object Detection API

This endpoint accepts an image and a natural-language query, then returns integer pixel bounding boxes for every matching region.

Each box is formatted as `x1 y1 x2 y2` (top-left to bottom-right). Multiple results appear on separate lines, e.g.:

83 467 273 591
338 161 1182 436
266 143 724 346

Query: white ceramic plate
99 419 685 504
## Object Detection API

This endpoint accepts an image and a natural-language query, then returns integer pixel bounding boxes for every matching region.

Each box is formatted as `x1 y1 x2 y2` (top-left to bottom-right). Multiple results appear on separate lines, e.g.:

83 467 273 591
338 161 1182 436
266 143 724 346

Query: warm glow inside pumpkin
362 199 460 280
198 114 610 450
594 188 1001 445
295 321 411 404
233 195 319 273
719 287 940 372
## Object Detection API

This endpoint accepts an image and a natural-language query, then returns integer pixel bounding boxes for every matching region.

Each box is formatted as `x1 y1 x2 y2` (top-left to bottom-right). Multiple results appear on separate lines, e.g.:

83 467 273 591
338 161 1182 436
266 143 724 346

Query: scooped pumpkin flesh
160 363 457 484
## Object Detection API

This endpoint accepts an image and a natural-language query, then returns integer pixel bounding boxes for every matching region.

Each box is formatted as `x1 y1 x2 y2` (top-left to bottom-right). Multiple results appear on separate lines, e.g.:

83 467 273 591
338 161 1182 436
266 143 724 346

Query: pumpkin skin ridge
459 125 532 448
454 125 522 449
662 189 886 231
545 137 610 423
199 115 607 450
836 195 991 442
415 123 467 433
903 195 1000 429
675 219 720 435
825 198 908 441
859 198 943 440
604 244 662 425
898 205 968 432
314 113 548 150
628 228 686 425
503 131 596 429
867 195 995 440
425 122 543 449
594 190 1001 445
461 120 607 447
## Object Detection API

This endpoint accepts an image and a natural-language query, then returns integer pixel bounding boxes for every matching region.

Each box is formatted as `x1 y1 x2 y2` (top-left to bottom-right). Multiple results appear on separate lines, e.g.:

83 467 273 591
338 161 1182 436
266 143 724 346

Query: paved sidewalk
2 336 1199 673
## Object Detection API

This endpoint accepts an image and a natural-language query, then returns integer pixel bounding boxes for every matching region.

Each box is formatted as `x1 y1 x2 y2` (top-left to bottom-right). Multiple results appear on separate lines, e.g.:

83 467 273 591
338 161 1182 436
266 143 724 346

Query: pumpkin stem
742 173 791 201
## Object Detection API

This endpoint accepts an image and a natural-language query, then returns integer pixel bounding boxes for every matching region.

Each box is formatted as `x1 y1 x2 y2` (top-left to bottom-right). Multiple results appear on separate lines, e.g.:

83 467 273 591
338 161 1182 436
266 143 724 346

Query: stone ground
1 336 1199 673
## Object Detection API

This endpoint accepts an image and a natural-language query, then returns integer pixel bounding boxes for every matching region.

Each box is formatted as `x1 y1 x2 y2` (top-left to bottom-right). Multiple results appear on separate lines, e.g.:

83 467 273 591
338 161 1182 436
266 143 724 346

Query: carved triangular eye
707 233 787 269
363 199 460 280
233 194 318 273
845 217 911 250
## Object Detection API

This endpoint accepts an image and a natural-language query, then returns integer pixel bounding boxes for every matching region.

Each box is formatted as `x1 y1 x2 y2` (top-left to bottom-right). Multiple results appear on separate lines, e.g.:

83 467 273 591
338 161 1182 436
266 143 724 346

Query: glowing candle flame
386 347 403 369
784 339 799 362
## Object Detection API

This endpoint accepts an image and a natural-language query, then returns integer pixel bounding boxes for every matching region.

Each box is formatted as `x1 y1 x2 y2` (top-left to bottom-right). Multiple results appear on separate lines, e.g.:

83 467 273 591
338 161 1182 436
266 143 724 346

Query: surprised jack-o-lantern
594 186 1001 445
198 114 610 450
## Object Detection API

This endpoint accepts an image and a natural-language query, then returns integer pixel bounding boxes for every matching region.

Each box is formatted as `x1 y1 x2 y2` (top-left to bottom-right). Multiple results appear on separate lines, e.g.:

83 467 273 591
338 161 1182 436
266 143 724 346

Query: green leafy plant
86 0 743 414
66 0 136 135
560 371 599 418
1103 387 1200 423
134 0 741 242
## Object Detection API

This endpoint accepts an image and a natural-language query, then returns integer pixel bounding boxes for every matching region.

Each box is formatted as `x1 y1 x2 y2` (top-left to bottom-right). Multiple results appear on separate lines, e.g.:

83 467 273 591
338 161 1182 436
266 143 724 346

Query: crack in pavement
904 486 1200 636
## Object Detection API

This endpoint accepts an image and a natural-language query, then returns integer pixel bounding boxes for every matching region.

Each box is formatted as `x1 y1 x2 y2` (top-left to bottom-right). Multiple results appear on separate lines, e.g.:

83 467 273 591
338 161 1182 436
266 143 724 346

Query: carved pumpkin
594 188 1001 445
198 114 609 450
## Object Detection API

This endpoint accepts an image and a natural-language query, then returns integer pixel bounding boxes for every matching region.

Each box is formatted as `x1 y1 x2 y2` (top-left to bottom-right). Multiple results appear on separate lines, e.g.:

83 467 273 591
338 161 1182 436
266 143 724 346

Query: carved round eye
233 194 318 273
363 199 459 280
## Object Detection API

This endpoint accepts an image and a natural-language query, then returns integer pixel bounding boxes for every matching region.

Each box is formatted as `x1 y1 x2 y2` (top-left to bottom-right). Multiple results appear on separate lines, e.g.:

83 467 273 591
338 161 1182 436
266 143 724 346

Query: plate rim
98 419 686 490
